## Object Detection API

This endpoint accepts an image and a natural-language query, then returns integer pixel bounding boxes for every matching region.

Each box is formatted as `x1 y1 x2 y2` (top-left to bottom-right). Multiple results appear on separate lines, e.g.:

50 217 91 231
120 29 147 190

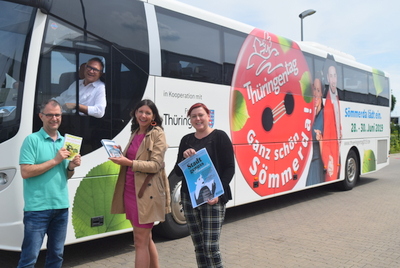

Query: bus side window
157 7 222 84
57 72 76 96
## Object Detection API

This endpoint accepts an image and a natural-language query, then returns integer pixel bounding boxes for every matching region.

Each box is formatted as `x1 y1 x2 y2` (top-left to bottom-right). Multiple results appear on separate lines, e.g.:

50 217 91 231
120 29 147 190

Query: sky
176 0 400 117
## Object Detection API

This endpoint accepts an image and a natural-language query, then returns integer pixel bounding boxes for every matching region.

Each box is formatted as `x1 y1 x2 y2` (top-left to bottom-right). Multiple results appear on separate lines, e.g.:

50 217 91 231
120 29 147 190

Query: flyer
178 148 224 208
63 134 83 160
101 139 123 157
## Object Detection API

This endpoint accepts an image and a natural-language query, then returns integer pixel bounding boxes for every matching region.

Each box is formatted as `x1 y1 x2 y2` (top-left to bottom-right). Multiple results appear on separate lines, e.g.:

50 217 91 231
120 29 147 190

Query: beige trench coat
111 126 171 224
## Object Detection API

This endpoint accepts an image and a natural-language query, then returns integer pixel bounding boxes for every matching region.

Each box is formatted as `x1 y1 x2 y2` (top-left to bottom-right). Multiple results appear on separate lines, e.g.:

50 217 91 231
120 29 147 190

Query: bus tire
153 173 189 239
338 150 359 191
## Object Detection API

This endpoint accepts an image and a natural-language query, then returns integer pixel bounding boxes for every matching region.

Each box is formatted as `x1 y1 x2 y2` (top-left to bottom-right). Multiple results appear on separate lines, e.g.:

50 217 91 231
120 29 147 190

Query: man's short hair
40 99 61 113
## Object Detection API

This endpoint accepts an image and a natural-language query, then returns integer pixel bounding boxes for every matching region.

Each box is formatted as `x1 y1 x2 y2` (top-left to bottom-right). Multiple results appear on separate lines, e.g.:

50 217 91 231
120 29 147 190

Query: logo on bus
230 29 314 196
209 109 215 128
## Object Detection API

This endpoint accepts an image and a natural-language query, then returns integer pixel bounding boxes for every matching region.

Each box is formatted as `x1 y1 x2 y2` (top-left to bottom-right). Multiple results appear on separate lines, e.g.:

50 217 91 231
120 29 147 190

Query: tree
391 94 396 112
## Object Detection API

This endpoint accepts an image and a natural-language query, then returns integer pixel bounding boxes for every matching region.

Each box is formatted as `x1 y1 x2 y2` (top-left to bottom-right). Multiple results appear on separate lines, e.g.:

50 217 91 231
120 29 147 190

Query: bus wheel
153 174 189 239
338 150 359 191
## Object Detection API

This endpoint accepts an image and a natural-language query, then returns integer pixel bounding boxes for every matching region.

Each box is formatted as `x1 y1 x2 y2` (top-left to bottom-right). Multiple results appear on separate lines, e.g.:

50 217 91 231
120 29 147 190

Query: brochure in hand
63 134 83 160
178 148 224 208
101 139 123 157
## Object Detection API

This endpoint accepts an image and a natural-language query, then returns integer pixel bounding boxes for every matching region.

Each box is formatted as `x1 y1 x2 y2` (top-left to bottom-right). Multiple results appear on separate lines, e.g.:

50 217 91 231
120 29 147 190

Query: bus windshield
0 2 34 143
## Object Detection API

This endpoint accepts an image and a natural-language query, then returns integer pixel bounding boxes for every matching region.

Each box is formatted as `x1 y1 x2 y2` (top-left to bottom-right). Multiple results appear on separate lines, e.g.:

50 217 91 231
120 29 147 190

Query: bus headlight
0 169 16 192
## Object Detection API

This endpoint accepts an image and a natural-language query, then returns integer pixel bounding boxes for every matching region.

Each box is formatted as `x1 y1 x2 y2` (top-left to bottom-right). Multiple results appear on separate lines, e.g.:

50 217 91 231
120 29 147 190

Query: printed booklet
101 139 123 157
178 148 224 208
63 134 83 160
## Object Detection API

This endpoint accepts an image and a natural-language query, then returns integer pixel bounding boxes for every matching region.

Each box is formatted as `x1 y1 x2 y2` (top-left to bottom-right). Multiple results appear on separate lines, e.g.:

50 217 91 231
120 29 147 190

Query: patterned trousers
182 192 226 268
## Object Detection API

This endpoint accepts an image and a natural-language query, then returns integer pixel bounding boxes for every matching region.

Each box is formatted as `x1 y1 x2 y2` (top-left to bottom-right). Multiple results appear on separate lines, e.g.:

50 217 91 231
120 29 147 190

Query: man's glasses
86 65 102 73
41 113 61 118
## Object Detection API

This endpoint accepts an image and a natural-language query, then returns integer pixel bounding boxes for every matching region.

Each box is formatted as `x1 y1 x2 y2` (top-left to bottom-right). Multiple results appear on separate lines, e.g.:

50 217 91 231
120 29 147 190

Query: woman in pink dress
110 99 170 268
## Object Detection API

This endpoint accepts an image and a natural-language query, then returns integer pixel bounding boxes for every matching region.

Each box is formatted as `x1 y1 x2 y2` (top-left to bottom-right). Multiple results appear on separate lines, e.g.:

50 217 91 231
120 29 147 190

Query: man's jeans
17 209 68 268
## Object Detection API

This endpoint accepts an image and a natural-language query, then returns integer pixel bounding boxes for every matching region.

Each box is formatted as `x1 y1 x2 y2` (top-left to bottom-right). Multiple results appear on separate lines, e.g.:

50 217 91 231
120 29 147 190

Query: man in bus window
54 57 106 118
17 99 81 268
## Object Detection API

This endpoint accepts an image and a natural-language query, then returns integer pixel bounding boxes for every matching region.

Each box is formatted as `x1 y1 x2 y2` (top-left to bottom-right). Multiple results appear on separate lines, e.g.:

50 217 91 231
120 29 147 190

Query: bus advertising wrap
230 29 341 196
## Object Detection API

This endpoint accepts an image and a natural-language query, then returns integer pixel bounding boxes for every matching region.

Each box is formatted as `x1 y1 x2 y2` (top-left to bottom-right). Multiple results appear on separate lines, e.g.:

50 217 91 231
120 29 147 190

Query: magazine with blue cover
178 148 224 208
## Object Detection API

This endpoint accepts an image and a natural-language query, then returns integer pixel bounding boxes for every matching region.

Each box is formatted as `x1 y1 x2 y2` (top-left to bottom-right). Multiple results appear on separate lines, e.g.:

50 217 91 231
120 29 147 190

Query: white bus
0 0 390 251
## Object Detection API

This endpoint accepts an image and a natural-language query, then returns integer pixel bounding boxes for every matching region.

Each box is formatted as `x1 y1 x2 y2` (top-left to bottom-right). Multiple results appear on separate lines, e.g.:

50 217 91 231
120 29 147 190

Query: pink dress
124 133 154 228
